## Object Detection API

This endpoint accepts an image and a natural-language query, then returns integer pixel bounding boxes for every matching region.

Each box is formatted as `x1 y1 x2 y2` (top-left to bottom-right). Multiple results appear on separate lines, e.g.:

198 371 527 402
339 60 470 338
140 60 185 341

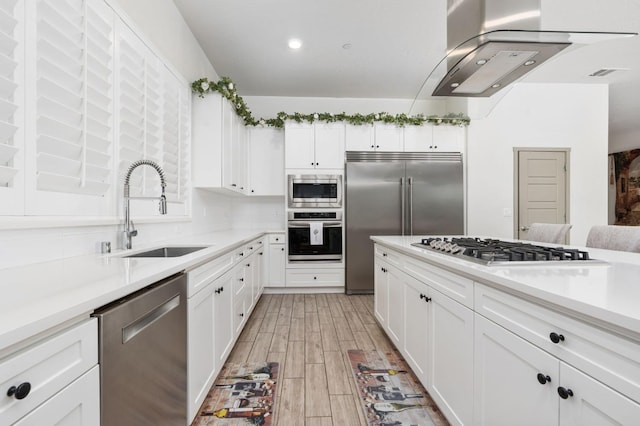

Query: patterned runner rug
347 350 449 425
191 361 279 425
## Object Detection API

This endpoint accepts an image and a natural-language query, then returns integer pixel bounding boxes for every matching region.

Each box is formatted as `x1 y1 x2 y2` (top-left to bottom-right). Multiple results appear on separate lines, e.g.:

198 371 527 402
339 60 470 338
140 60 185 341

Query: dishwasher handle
122 294 181 344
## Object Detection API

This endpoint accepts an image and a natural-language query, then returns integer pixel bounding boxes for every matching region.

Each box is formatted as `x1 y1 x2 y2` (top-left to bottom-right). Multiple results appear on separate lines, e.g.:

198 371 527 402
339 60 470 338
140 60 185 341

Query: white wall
467 83 609 246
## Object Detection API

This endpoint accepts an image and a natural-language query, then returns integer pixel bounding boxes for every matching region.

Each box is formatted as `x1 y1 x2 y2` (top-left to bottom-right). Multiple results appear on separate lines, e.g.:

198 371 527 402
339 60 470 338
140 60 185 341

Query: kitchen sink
122 246 209 258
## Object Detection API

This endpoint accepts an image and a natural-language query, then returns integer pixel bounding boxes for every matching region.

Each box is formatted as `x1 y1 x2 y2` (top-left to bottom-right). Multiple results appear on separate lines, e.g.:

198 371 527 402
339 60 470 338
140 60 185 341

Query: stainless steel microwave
287 174 342 208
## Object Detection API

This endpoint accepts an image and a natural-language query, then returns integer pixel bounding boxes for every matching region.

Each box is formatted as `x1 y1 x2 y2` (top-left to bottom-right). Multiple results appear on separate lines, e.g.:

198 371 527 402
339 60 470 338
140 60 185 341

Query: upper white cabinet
374 123 404 151
344 124 374 151
345 124 403 152
431 125 465 152
192 95 283 196
345 123 465 153
285 122 344 169
247 127 284 196
403 125 432 151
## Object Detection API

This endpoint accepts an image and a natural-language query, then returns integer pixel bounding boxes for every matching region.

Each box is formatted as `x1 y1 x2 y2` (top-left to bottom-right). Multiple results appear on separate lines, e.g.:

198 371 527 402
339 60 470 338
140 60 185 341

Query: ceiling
173 0 640 145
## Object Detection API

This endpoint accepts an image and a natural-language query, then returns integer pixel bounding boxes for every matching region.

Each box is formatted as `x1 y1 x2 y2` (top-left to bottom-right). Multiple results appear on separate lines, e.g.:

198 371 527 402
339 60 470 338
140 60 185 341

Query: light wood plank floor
226 293 398 425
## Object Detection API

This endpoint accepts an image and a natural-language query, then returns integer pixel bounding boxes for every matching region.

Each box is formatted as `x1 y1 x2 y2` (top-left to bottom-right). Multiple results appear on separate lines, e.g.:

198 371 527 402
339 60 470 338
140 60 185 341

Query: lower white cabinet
402 272 429 380
285 268 344 288
187 238 264 423
0 319 98 426
373 259 389 327
267 233 285 287
14 367 99 426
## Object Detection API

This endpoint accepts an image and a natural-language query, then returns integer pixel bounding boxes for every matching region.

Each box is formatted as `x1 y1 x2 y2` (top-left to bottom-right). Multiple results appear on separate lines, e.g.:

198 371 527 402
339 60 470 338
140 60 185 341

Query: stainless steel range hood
430 0 636 98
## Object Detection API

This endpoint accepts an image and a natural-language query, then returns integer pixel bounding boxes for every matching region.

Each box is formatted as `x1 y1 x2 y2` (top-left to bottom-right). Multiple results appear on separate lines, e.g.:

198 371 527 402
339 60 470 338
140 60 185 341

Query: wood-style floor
225 293 396 425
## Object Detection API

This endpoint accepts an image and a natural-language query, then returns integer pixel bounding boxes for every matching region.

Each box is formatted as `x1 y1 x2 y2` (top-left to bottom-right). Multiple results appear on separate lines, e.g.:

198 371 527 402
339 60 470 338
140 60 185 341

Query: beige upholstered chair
586 225 640 253
525 223 572 244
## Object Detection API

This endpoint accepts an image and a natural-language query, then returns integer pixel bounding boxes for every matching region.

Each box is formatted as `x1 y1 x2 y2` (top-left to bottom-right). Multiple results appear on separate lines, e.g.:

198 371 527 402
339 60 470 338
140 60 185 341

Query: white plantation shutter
116 21 190 216
26 0 114 215
0 0 24 214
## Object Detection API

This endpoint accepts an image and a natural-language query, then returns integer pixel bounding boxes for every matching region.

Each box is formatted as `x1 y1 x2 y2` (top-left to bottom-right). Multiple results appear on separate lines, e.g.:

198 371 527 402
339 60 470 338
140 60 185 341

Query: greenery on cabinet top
192 77 470 129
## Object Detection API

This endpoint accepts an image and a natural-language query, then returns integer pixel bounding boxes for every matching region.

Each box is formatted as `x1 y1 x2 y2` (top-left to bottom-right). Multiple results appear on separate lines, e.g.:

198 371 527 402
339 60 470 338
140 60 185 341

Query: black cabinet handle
557 387 573 399
215 288 220 294
259 252 263 255
240 313 244 317
251 189 254 193
239 278 244 282
313 276 317 280
275 238 279 241
311 162 314 166
425 297 432 303
246 263 251 267
382 253 387 257
281 248 285 251
419 294 425 300
7 383 31 400
434 145 438 149
537 373 551 385
239 252 244 256
376 145 379 148
549 332 565 344
315 162 319 166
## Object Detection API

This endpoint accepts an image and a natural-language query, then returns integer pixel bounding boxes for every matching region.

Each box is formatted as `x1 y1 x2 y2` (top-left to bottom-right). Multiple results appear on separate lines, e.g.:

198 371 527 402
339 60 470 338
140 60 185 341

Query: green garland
192 77 470 129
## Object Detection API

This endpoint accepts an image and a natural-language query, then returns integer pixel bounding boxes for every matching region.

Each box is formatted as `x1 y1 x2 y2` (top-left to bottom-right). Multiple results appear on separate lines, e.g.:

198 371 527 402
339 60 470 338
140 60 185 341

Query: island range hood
431 0 636 97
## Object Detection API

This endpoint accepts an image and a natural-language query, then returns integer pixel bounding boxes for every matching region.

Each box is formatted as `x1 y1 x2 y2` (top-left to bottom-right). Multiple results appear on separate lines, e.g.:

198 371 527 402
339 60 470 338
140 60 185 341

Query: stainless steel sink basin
123 246 209 258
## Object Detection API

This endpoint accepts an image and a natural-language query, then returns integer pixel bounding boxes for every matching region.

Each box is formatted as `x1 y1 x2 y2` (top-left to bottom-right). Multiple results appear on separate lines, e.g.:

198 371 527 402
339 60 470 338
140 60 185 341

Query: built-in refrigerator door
406 154 464 236
345 155 405 294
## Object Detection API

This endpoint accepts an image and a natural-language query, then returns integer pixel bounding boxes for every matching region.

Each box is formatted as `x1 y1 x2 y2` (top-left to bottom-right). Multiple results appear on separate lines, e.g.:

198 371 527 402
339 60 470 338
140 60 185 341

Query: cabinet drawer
188 251 234 297
404 256 473 308
374 245 402 268
269 233 285 244
286 269 344 287
14 366 99 426
0 319 97 426
475 283 640 403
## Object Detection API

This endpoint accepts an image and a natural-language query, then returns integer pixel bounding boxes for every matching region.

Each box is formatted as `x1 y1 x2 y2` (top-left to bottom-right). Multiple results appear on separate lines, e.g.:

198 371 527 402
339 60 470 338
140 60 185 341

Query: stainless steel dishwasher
93 272 187 426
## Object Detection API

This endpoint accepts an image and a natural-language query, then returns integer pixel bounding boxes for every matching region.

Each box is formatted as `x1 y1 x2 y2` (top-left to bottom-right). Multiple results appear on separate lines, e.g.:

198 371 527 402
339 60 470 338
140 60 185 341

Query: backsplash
0 191 283 269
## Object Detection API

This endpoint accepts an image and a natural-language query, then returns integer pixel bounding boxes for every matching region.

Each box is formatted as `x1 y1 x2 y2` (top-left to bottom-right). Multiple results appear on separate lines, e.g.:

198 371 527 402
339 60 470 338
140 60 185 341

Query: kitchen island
371 235 640 426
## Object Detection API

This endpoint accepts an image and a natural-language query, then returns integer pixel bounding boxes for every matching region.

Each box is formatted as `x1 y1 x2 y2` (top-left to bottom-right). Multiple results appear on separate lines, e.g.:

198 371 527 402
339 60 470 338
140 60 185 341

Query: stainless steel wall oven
287 211 342 262
287 174 342 208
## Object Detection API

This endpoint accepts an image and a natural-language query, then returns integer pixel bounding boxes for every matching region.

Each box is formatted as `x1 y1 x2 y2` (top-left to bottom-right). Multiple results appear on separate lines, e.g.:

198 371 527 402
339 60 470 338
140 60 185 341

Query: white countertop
0 230 272 354
371 235 640 338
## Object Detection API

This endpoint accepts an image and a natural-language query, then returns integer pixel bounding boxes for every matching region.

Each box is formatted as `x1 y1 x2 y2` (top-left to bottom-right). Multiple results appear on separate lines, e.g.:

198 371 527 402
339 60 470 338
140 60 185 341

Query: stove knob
443 243 453 252
450 244 461 254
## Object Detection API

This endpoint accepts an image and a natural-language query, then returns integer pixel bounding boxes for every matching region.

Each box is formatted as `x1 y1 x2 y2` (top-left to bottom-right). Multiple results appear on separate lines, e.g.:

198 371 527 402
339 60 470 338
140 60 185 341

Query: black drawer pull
7 382 31 400
549 332 565 344
537 373 551 385
557 387 573 399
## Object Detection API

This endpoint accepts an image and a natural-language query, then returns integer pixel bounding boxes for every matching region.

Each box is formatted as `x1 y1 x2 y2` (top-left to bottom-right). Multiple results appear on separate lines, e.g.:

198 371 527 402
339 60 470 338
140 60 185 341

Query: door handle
520 225 530 231
122 295 180 344
400 177 405 236
408 177 413 236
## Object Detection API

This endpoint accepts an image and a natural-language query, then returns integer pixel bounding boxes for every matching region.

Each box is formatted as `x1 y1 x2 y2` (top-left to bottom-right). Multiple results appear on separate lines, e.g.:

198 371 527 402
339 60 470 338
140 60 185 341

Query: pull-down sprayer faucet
123 159 167 249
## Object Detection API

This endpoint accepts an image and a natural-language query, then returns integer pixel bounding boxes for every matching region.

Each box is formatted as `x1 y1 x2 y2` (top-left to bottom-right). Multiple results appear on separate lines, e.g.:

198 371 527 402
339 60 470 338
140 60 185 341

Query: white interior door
516 150 568 240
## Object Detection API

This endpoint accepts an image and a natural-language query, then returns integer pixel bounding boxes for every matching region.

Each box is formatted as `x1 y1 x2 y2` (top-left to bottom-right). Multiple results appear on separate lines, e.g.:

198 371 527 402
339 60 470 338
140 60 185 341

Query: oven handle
288 221 342 228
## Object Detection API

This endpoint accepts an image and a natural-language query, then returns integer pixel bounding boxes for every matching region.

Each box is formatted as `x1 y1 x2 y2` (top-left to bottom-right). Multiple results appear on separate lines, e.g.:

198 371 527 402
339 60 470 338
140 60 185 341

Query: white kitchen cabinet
345 124 374 151
247 127 285 196
213 269 234 368
285 268 344 288
373 259 389 327
558 362 640 426
187 282 216 421
428 288 473 426
474 314 559 426
403 125 433 152
253 240 265 302
431 125 465 152
192 92 248 195
0 319 98 426
267 234 286 287
374 123 404 151
385 265 404 347
13 367 99 426
285 122 345 169
402 272 429 381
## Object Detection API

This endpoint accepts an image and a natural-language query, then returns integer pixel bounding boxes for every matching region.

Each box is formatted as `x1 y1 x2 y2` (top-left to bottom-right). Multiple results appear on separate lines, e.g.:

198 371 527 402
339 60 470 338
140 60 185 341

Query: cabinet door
373 260 388 327
187 283 215 422
345 124 375 151
314 122 345 168
403 125 433 152
231 113 247 193
214 270 234 370
385 265 404 347
268 244 286 287
244 257 255 313
474 315 559 426
221 98 234 189
285 123 315 169
428 289 474 426
14 367 99 426
248 127 284 195
559 363 640 426
402 273 429 382
432 126 465 152
374 124 404 151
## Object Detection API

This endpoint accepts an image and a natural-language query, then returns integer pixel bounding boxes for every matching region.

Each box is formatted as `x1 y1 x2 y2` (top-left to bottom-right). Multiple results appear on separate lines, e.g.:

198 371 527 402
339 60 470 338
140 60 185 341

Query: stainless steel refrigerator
345 151 464 294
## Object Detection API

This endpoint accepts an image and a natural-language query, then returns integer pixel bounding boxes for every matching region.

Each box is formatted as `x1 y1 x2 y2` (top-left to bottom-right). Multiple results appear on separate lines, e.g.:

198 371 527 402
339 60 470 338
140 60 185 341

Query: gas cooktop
411 237 601 266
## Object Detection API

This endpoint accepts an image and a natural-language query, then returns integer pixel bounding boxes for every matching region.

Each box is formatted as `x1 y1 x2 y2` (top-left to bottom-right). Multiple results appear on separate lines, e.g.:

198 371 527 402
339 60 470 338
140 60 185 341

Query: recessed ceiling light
288 39 302 49
491 83 501 88
476 59 487 65
450 82 460 88
523 60 536 66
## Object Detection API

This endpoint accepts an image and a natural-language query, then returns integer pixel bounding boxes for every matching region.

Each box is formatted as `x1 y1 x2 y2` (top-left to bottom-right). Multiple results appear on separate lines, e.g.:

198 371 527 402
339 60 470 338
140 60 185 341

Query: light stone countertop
0 229 282 354
371 235 640 340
